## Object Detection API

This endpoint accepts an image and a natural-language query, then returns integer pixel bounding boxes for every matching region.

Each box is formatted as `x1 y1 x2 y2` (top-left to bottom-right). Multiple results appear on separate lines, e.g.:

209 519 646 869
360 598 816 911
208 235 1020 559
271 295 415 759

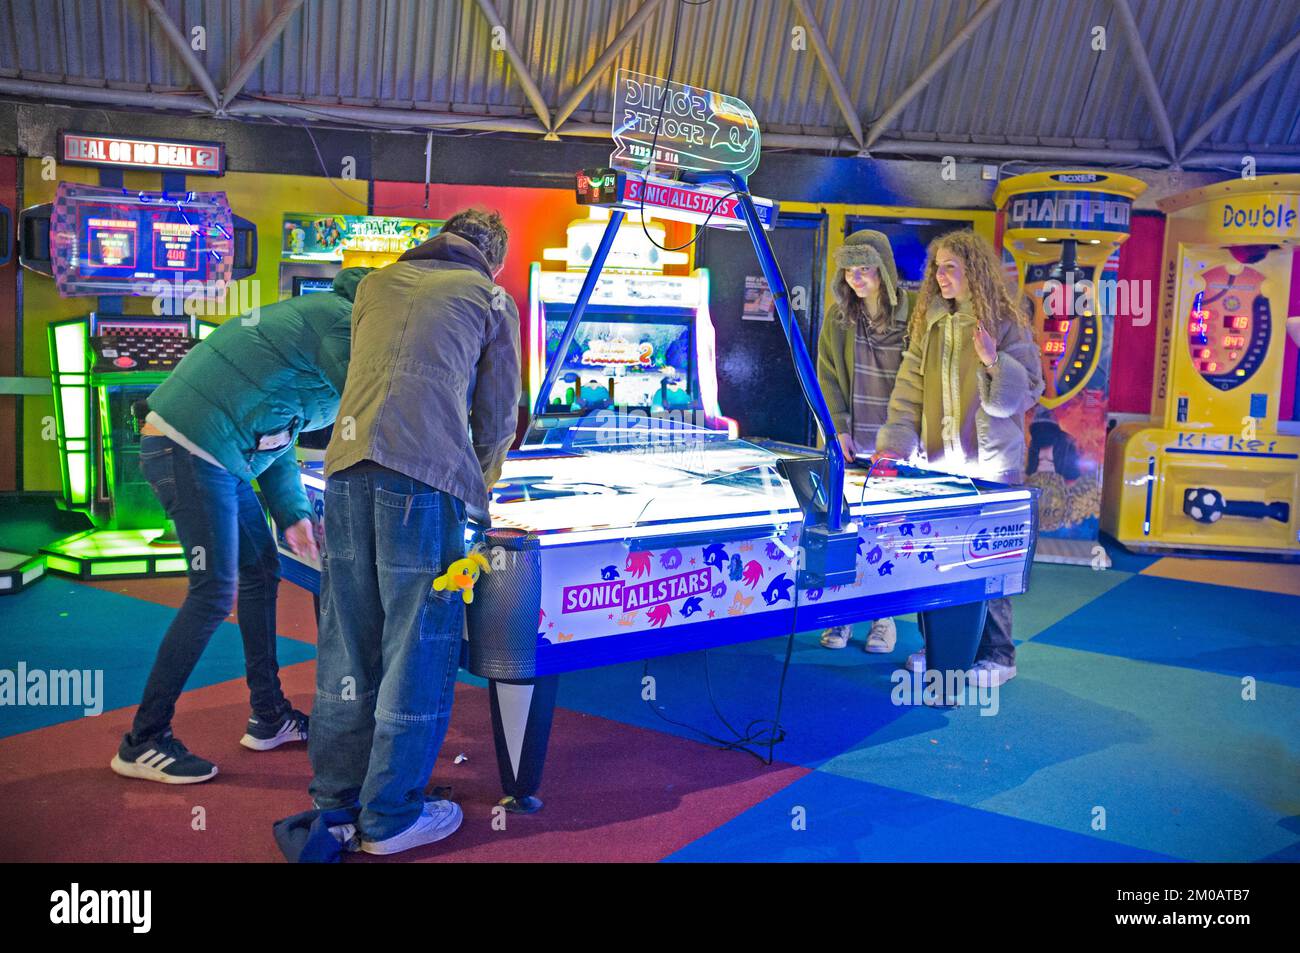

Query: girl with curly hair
815 229 911 652
875 229 1044 687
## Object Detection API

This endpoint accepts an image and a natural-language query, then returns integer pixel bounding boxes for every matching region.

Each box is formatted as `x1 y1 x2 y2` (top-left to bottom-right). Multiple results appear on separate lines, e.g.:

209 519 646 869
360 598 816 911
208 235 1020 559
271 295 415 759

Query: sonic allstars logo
562 568 712 614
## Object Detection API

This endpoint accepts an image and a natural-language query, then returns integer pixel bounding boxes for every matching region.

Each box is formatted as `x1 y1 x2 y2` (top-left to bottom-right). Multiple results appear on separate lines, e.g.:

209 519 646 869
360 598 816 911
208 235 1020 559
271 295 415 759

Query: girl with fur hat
875 230 1044 688
815 229 911 652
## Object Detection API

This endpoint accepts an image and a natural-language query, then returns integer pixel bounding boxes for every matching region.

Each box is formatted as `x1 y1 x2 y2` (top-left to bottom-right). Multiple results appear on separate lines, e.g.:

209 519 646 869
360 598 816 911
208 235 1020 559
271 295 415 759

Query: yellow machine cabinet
1102 175 1300 558
995 170 1147 564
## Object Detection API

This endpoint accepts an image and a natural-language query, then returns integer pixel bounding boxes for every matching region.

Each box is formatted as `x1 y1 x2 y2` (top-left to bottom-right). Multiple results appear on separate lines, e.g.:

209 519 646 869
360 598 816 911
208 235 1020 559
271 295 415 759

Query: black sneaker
110 731 218 784
240 709 309 751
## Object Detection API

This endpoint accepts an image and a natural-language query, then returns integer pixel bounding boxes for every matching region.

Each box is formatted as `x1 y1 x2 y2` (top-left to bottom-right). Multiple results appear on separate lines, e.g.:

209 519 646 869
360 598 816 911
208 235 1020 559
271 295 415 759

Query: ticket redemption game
19 182 256 577
529 204 736 434
994 171 1147 564
278 214 443 300
1103 175 1300 558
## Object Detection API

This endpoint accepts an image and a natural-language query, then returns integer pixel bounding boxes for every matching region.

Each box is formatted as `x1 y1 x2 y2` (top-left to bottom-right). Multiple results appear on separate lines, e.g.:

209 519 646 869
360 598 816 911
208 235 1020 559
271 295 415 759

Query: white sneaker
968 659 1017 688
904 650 926 673
819 625 852 649
864 618 897 653
359 799 463 855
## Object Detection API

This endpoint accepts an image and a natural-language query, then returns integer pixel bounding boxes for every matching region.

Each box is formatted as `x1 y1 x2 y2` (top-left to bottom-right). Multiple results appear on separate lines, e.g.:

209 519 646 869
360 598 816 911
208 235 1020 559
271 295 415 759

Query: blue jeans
132 435 289 743
308 463 467 842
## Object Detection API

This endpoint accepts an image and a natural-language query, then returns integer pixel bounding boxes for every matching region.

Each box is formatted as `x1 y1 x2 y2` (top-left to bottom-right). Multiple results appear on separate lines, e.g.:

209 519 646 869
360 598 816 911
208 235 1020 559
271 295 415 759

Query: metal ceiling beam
228 97 549 135
471 0 555 138
1111 0 1178 163
551 0 667 136
863 0 1003 149
1177 26 1300 161
789 0 864 151
7 77 1300 172
220 0 305 109
0 77 215 112
140 0 222 109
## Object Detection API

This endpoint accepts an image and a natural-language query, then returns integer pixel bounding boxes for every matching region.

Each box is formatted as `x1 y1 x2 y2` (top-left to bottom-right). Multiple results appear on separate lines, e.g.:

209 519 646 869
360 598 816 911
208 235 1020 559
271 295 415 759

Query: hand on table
284 517 320 562
837 433 857 462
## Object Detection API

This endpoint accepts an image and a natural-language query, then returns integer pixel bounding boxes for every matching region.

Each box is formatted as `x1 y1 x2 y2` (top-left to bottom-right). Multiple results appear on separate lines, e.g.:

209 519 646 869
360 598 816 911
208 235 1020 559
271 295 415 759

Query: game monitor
19 182 257 294
292 275 335 296
541 309 695 412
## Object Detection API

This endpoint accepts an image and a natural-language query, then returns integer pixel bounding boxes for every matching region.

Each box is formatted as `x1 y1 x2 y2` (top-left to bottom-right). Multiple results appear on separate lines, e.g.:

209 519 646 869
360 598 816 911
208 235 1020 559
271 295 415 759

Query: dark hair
1027 419 1082 479
442 208 508 271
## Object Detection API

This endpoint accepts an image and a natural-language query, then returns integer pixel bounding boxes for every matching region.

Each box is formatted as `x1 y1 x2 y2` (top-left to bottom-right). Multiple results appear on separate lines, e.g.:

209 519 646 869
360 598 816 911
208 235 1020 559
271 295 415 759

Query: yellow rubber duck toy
432 552 491 604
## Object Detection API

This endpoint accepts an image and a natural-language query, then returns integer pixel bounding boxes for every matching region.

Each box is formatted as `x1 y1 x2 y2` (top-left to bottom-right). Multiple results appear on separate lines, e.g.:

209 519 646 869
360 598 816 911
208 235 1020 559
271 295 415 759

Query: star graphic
548 621 554 628
689 558 696 565
708 610 716 618
608 613 614 620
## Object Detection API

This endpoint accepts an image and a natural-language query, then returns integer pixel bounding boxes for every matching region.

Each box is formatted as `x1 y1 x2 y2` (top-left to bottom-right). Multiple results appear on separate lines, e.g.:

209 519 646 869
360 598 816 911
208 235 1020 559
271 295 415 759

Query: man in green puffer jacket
109 267 371 786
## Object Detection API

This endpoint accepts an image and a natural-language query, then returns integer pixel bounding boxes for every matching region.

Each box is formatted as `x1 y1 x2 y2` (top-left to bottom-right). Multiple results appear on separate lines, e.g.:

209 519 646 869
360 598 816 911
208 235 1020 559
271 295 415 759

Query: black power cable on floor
642 567 801 766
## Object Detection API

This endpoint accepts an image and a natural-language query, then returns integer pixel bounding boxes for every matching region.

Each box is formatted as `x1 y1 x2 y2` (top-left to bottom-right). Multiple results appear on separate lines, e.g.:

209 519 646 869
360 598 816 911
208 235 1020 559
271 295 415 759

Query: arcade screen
543 311 694 411
50 182 235 296
293 276 335 296
845 217 975 291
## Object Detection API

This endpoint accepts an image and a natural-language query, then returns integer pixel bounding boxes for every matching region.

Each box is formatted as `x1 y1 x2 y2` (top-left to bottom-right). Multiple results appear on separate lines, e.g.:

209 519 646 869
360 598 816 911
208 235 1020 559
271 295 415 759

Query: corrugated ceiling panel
0 0 1295 154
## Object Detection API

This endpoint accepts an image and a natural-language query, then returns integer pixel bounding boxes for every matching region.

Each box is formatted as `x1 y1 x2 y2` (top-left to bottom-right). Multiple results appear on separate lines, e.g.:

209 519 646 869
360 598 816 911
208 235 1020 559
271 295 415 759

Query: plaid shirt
850 314 905 455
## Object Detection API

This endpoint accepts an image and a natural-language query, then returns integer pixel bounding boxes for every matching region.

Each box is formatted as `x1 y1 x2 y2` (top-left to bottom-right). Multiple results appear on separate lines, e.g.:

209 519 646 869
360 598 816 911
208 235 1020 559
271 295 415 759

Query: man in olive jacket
308 209 520 856
111 267 371 785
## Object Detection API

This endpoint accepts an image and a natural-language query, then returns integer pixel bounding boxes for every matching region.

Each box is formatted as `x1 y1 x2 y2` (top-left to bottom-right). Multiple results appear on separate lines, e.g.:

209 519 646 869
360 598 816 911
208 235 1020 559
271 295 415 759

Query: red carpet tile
81 577 319 644
0 662 807 863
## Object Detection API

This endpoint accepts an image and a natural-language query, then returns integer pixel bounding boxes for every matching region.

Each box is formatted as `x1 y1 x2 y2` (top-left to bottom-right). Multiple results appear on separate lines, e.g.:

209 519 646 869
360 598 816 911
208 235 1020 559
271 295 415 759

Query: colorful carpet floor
1 541 1296 863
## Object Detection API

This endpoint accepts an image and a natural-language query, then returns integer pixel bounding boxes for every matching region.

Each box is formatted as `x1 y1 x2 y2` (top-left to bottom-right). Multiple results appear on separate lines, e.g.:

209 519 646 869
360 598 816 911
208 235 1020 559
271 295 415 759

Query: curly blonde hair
910 230 1028 339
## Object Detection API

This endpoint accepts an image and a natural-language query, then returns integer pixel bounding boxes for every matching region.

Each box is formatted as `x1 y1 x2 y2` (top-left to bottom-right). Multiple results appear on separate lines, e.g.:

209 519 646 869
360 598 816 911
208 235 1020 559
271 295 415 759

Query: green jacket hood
331 266 373 301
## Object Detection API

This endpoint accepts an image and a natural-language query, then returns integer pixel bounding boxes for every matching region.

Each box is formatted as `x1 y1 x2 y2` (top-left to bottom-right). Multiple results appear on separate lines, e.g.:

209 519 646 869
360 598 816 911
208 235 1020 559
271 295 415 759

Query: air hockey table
279 421 1039 812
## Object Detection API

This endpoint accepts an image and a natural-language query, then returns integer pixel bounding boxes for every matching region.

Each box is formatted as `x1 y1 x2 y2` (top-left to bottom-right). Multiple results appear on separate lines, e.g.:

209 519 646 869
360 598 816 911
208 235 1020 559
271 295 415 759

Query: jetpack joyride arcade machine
20 176 256 577
529 204 736 434
1103 175 1300 559
279 213 443 299
994 171 1146 564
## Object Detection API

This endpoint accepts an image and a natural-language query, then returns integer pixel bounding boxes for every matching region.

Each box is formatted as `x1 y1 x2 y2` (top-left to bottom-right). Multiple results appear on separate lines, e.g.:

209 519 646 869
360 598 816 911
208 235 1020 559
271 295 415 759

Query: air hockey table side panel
469 489 1036 679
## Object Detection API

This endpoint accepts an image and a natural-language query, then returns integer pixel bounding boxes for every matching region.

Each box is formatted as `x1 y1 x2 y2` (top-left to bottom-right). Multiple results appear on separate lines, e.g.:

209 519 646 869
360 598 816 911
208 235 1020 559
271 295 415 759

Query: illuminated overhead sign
610 69 761 178
576 169 777 231
60 132 225 175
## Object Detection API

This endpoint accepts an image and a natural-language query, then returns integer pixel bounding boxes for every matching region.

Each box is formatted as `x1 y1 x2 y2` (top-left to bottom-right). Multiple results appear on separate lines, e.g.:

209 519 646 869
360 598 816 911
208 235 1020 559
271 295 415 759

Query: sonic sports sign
610 70 761 178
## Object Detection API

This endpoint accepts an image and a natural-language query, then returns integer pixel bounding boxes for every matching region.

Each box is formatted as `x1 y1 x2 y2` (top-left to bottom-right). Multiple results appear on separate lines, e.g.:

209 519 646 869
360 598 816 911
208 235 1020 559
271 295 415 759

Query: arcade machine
530 205 735 434
19 182 256 577
1103 175 1300 558
279 167 1040 811
994 171 1147 564
279 213 442 299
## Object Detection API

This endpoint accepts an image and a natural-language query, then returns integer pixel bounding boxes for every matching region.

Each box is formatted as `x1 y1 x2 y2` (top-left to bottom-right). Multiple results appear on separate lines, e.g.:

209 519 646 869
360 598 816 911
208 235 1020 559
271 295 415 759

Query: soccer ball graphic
1183 487 1224 524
